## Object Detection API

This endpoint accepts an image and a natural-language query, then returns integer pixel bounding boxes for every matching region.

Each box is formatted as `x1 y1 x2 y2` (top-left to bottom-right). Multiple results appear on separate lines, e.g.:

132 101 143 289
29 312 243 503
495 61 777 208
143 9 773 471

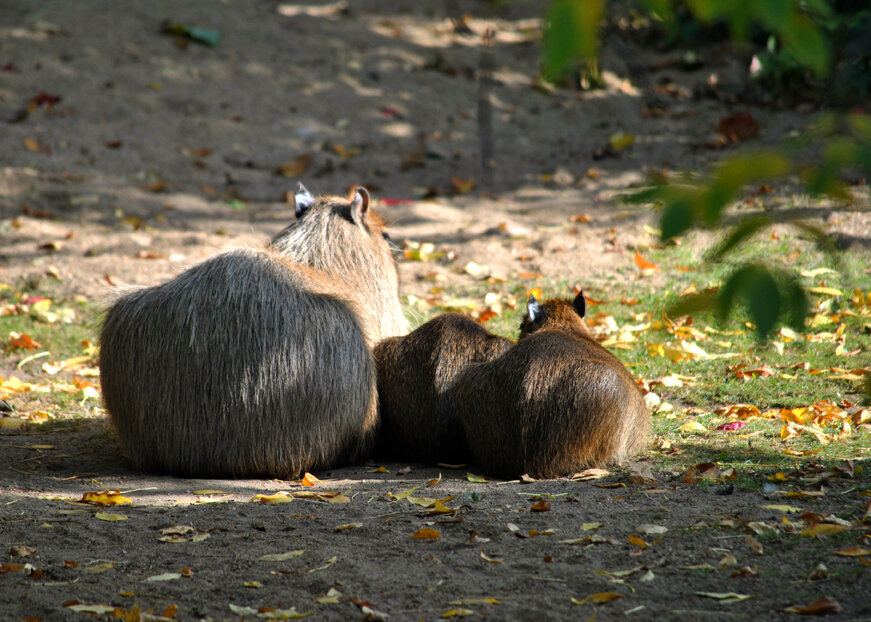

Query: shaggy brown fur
457 292 649 478
374 313 512 463
99 185 407 478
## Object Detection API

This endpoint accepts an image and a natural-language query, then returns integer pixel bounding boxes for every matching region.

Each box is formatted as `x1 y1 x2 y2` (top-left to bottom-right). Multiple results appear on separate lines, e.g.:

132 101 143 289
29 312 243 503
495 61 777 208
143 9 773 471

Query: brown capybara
99 184 408 478
457 291 649 478
374 313 512 463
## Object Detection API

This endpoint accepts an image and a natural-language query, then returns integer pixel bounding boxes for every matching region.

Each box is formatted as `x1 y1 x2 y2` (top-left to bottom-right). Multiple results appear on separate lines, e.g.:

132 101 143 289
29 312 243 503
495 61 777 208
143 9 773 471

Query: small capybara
374 313 512 463
457 291 649 478
99 184 408 478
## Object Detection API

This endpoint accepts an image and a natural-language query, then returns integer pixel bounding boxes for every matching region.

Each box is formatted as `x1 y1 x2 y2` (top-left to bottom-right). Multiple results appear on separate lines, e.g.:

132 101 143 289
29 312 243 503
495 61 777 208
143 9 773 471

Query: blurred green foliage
542 0 871 345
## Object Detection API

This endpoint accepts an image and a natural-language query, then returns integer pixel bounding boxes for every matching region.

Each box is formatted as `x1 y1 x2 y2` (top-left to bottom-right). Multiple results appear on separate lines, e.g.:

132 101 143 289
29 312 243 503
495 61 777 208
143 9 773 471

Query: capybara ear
350 187 370 225
527 294 542 324
572 291 586 318
294 183 315 218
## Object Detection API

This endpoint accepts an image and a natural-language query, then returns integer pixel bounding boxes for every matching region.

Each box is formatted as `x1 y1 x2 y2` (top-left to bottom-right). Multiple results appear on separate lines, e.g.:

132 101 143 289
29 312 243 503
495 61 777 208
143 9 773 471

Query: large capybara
99 184 408 478
374 313 512 464
457 291 649 478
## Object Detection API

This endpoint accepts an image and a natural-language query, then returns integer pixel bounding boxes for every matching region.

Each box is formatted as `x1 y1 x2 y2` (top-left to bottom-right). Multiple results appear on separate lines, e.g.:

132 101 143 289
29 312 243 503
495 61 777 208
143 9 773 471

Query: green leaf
782 275 809 333
543 0 605 79
715 152 791 189
717 265 782 340
780 14 830 77
660 200 695 241
745 268 781 340
707 215 772 261
667 292 719 319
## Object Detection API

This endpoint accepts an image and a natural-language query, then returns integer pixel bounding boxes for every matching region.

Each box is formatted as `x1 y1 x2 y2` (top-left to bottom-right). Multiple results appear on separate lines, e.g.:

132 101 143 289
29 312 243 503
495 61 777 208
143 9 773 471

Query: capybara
457 291 649 478
374 313 512 463
99 184 408 478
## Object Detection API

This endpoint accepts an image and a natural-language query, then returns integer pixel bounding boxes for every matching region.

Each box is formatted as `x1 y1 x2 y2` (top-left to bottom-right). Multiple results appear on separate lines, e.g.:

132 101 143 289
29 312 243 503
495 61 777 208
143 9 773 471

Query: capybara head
519 291 592 340
272 183 408 340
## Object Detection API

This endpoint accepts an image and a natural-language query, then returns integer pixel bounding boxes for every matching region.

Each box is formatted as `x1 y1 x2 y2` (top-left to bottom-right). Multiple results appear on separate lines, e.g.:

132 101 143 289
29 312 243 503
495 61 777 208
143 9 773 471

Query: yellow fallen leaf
678 421 707 434
479 549 503 564
573 592 623 605
609 131 636 151
582 523 605 531
259 549 305 562
628 534 648 548
449 597 500 606
314 587 343 604
250 491 294 503
409 528 441 540
334 523 363 532
759 503 802 513
466 473 488 483
834 547 871 557
388 487 421 501
806 286 844 297
244 581 262 588
94 512 128 521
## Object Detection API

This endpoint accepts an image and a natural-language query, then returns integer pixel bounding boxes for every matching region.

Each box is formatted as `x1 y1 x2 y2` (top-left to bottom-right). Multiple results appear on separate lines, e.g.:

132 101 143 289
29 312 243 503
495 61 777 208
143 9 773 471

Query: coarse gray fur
99 186 407 478
457 292 649 478
374 313 512 464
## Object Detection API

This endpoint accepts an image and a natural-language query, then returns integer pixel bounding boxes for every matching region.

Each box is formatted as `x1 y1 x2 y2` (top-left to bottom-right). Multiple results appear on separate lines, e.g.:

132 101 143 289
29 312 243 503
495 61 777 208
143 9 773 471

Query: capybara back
99 185 406 478
458 292 649 478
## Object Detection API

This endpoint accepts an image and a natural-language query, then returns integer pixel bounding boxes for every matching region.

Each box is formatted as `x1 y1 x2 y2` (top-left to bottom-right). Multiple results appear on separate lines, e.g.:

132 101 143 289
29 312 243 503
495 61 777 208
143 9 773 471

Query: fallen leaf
145 572 181 582
801 524 850 537
696 592 753 603
745 535 764 554
466 473 488 483
479 548 503 564
94 512 128 522
259 550 305 562
410 528 441 540
9 333 41 351
834 547 871 557
9 545 36 557
636 524 667 536
80 491 133 506
716 113 758 142
571 468 610 481
679 421 707 434
530 500 550 512
573 592 623 605
250 491 294 504
634 250 658 271
784 597 841 615
334 523 363 532
301 472 321 487
440 608 475 618
628 534 649 548
64 604 116 614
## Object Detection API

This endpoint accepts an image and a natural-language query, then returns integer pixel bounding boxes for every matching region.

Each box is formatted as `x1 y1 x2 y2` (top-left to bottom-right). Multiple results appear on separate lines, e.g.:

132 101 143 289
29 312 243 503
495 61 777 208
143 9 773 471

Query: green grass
0 281 103 420
405 226 871 475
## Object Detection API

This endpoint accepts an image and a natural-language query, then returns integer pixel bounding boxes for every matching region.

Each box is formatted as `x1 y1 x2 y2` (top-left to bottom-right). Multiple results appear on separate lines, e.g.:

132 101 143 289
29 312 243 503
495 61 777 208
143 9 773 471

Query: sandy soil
1 1 870 620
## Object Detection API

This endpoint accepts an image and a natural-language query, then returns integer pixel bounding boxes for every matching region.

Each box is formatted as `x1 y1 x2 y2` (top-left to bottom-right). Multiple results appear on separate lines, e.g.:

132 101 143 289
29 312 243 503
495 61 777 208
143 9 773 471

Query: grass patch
1 280 103 422
405 227 871 475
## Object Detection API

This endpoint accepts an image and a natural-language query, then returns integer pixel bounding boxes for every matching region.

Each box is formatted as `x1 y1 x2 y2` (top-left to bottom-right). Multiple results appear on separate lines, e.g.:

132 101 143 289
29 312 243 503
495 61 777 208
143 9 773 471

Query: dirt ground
1 1 870 621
